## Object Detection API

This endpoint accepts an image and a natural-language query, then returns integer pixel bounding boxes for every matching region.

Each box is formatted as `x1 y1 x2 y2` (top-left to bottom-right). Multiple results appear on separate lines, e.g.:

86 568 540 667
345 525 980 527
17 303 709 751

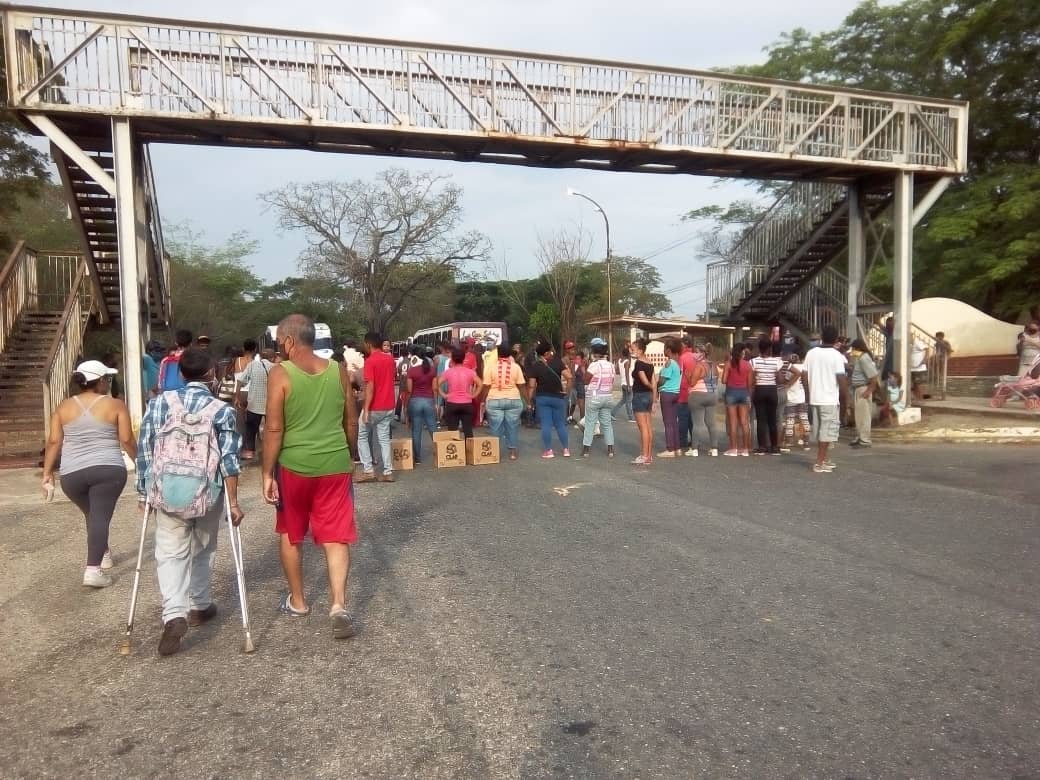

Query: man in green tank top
262 314 360 639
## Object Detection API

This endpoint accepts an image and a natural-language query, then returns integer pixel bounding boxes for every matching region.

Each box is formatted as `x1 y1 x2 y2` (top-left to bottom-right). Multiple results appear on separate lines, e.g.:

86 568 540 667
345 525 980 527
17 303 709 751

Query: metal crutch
119 499 153 655
223 490 256 654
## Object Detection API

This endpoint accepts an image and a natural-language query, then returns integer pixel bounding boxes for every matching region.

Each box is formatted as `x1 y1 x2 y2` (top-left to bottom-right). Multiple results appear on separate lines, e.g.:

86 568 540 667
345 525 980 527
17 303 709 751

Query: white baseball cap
75 360 118 381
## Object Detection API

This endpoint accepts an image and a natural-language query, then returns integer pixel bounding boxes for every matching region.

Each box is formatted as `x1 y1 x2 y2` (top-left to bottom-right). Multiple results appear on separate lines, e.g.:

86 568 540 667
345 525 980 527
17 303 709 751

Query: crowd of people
42 313 942 656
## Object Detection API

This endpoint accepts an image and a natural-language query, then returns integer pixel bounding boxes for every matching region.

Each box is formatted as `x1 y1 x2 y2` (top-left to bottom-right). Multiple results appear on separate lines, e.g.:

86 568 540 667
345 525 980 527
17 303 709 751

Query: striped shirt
750 356 784 386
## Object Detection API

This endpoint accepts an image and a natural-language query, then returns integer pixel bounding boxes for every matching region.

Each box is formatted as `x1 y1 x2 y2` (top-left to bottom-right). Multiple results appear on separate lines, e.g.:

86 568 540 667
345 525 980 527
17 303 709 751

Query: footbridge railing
2 7 968 175
704 181 849 316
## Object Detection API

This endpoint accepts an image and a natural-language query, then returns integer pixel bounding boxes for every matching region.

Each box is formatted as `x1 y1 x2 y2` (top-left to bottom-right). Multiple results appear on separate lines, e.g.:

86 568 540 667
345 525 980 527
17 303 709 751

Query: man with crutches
131 348 247 657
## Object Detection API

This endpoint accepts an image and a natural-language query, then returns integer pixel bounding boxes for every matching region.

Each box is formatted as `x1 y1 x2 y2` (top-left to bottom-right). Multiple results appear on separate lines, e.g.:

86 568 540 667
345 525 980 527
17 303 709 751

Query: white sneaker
709 449 718 457
83 568 114 588
100 548 114 570
685 449 698 457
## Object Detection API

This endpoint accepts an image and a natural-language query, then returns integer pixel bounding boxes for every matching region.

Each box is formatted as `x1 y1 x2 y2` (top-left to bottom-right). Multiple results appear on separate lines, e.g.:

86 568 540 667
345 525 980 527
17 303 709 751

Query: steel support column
112 118 145 427
846 184 866 338
892 172 914 404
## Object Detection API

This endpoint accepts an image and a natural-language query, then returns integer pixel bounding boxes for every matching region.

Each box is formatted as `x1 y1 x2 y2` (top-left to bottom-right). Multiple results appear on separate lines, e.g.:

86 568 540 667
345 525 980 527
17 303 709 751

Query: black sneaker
187 604 217 627
158 617 188 656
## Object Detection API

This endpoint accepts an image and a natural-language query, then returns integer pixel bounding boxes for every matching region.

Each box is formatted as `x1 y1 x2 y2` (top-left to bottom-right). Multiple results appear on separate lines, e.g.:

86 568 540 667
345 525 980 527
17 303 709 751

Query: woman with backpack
41 360 137 588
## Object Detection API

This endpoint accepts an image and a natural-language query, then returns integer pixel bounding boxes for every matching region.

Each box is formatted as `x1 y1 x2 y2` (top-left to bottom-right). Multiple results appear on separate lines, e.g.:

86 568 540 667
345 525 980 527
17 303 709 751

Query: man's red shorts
275 467 357 545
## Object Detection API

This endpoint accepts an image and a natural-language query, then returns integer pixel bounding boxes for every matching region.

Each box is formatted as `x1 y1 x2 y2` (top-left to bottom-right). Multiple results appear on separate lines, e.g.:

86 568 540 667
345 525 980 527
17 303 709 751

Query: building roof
584 315 735 332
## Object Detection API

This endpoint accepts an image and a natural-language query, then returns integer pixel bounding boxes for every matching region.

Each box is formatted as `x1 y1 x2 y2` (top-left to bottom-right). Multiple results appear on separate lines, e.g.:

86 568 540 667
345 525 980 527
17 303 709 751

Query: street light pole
567 188 612 363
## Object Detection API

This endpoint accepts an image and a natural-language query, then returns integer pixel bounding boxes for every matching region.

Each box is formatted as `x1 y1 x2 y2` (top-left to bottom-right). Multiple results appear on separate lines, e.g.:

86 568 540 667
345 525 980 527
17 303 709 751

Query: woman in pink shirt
439 347 482 438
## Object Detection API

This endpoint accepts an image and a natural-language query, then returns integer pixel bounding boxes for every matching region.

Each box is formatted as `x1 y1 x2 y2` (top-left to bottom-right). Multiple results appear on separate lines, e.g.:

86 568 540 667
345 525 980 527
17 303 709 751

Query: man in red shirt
461 338 482 425
462 337 478 370
677 335 697 455
356 331 397 483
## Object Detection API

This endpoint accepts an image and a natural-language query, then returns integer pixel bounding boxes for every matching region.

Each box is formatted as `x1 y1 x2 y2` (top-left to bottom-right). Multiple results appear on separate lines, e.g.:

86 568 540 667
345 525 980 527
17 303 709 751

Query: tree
581 255 672 319
260 168 491 334
164 225 263 349
534 227 590 342
710 0 1040 318
0 35 51 251
251 276 365 345
0 181 78 250
528 302 560 346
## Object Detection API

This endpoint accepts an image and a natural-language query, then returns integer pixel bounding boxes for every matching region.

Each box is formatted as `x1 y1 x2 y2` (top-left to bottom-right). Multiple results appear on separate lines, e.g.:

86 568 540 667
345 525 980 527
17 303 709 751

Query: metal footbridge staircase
705 181 894 338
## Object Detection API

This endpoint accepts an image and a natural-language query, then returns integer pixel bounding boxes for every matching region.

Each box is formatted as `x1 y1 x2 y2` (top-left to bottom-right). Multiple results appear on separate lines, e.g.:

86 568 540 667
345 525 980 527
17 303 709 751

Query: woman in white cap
41 360 136 588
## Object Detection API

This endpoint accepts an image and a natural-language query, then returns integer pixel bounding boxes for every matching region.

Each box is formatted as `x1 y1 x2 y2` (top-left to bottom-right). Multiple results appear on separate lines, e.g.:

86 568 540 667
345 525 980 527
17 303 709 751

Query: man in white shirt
803 325 849 474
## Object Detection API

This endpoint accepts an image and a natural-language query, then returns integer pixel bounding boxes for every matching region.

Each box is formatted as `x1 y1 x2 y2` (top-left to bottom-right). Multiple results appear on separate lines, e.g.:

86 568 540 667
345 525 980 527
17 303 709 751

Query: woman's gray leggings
688 391 719 451
60 465 127 566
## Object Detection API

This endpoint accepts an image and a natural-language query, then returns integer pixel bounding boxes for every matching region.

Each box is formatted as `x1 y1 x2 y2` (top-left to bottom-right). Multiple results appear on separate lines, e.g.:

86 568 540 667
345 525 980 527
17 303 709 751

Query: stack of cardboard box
388 430 501 468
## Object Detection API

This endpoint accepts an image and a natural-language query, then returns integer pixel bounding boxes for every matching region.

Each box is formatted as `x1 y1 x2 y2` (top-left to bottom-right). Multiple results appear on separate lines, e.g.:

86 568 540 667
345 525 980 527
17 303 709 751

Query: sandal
279 593 310 617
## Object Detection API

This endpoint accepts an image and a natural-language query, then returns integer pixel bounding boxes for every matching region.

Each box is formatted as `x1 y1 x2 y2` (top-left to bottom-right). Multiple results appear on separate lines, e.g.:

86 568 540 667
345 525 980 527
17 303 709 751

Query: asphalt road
1 422 1037 778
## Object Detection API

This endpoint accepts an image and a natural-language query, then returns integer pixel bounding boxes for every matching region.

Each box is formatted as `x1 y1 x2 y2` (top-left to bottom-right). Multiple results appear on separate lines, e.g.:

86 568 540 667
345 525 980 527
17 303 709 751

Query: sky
35 0 866 318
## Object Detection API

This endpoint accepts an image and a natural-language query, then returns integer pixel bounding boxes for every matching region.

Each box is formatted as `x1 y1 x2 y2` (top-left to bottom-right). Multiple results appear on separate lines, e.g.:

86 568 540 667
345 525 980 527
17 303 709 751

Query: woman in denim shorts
721 343 753 456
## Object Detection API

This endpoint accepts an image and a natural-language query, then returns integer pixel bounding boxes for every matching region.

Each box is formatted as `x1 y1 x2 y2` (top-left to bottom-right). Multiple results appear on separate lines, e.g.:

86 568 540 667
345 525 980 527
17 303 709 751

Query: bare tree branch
260 168 491 333
535 226 591 341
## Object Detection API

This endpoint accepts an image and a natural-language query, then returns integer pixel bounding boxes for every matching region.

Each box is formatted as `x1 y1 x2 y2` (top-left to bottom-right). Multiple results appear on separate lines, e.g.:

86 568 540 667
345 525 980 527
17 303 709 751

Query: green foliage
450 254 671 347
682 201 764 227
528 302 560 345
918 164 1040 319
252 276 365 346
164 225 263 351
0 181 78 251
0 35 50 251
742 0 1040 173
578 256 672 319
161 225 366 352
712 0 1040 317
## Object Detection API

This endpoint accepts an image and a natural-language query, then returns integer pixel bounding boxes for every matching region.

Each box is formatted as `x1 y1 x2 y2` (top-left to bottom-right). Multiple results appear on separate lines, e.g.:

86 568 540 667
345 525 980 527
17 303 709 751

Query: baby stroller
990 359 1040 409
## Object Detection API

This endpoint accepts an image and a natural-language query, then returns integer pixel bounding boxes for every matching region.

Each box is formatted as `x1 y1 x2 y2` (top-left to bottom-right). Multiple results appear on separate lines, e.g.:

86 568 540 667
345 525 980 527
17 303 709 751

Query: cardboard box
434 438 466 468
391 438 414 471
432 430 463 443
466 435 500 465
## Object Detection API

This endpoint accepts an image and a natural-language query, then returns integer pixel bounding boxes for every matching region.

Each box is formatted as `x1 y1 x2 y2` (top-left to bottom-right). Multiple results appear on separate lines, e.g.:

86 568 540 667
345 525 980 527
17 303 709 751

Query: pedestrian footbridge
0 5 968 436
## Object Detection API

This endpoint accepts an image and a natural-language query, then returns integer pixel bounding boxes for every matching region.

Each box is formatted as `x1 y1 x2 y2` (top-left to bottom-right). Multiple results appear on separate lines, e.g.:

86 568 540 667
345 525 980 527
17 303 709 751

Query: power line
642 232 701 261
631 228 697 259
661 276 705 295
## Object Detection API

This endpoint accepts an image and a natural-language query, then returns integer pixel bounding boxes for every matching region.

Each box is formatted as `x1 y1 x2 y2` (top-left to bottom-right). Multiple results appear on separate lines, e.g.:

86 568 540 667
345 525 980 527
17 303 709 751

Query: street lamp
567 187 612 362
